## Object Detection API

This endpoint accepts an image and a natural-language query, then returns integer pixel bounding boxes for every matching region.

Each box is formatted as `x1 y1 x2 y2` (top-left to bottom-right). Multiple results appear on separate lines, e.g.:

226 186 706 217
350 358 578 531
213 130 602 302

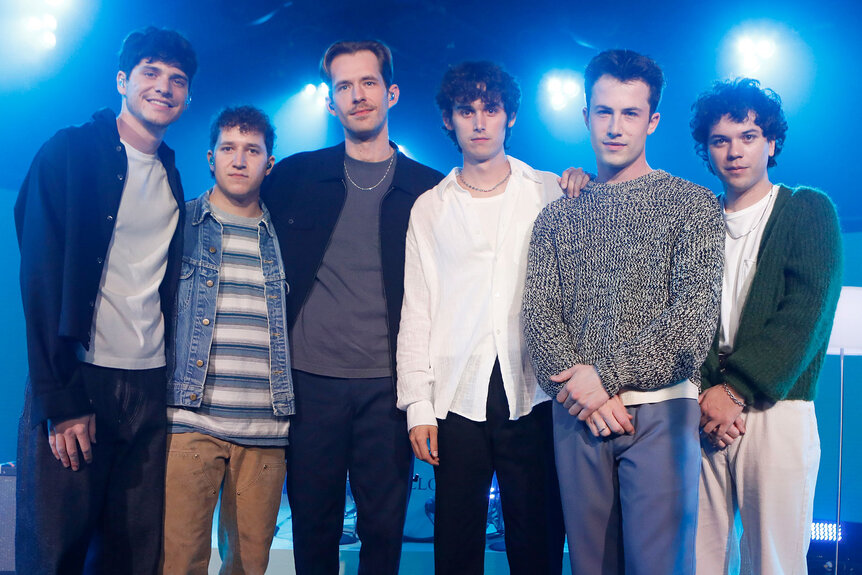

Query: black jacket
15 109 185 424
262 142 443 375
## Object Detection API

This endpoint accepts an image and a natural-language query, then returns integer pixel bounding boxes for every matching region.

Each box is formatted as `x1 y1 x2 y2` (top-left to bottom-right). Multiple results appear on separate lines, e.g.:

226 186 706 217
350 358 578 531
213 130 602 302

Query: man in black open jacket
262 40 443 575
14 28 196 574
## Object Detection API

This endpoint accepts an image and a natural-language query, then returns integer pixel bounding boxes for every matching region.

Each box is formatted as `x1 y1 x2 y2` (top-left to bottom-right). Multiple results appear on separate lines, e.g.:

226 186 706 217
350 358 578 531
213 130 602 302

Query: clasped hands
553 364 634 438
698 384 746 449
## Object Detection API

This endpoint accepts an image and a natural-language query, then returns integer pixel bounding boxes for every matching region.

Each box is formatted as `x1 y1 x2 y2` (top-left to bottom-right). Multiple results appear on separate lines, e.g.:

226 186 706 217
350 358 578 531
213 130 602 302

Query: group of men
14 24 842 575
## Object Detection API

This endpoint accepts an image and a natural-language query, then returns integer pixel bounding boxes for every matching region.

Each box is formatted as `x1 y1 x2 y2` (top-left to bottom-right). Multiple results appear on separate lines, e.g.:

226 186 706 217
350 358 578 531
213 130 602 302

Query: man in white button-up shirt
396 61 570 574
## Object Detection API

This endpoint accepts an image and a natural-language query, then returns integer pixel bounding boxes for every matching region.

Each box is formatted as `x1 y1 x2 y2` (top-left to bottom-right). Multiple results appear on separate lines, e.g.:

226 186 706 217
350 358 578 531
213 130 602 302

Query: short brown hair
320 40 394 89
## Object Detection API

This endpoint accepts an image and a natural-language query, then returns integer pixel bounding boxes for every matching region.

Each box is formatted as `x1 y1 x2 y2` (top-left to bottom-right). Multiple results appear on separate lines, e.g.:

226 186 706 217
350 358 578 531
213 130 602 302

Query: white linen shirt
396 157 563 430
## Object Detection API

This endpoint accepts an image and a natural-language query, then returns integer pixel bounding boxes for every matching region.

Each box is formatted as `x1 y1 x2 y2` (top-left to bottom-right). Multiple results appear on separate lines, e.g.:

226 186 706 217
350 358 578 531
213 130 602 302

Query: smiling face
443 98 514 164
208 126 274 209
707 111 775 198
584 75 660 183
117 58 189 137
326 50 398 143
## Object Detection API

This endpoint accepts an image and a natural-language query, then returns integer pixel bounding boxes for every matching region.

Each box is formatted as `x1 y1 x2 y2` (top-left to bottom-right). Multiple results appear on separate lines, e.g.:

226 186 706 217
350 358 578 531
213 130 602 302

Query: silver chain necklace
344 152 395 191
457 164 512 193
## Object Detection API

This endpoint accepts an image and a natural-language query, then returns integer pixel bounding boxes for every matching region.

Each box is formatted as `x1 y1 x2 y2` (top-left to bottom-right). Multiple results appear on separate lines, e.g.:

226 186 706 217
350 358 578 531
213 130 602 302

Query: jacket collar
92 107 177 170
318 140 420 195
191 190 275 236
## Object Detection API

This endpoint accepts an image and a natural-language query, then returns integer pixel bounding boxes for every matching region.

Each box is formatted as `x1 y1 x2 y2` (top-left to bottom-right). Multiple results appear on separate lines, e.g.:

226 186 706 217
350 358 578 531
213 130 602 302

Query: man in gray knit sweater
523 49 724 575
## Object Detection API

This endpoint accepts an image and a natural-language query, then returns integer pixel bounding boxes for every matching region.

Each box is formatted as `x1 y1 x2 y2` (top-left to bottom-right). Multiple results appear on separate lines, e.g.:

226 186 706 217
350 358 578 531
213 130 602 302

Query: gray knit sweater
523 169 724 399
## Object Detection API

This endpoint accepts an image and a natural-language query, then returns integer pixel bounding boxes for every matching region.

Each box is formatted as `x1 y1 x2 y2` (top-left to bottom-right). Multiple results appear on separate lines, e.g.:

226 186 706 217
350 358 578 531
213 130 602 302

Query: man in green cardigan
690 78 843 574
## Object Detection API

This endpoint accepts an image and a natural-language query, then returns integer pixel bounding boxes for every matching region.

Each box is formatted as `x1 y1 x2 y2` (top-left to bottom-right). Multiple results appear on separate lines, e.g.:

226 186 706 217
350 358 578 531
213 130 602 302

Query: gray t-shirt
291 152 397 378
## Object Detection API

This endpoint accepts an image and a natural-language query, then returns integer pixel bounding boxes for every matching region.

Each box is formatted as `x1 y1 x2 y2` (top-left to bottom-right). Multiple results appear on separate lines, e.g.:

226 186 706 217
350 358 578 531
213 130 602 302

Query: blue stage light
22 13 57 50
811 521 843 542
543 71 582 111
736 35 776 74
538 70 588 143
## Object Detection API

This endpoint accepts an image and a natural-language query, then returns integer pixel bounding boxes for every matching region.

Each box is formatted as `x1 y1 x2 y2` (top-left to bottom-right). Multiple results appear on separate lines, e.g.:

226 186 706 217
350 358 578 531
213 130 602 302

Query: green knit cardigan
701 185 844 404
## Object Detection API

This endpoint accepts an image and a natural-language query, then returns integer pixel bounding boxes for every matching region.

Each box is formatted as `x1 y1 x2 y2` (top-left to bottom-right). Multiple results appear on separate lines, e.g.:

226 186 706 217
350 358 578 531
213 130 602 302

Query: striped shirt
168 206 290 446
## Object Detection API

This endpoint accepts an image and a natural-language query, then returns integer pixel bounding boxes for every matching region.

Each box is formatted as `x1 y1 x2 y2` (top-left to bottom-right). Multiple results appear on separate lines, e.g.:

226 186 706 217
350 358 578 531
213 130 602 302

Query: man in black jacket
262 40 443 575
14 27 196 574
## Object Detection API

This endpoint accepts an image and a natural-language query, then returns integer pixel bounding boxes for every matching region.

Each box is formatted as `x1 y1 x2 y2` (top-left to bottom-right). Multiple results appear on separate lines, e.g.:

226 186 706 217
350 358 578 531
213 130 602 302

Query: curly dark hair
118 27 197 84
209 105 275 156
436 61 521 150
690 78 787 173
584 49 664 115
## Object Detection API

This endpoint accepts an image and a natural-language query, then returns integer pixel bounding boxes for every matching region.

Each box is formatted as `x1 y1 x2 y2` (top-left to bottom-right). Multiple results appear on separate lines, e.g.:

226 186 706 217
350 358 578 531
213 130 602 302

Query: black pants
16 363 167 575
286 370 413 575
434 361 565 575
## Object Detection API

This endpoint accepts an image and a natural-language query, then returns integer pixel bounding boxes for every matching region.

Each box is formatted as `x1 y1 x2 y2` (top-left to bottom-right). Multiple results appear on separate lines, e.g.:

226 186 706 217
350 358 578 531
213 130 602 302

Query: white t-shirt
719 185 778 352
81 140 179 369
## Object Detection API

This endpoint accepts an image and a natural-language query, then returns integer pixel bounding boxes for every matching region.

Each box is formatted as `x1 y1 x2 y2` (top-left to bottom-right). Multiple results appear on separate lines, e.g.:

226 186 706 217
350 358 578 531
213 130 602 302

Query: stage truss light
543 71 583 112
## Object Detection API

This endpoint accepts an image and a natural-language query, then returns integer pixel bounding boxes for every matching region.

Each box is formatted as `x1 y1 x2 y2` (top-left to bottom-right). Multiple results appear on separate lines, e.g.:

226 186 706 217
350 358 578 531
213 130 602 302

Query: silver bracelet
723 383 746 408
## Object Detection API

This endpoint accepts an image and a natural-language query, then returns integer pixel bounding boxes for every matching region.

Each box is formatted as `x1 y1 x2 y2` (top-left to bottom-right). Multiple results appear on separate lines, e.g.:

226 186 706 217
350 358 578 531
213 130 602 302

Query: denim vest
168 193 294 416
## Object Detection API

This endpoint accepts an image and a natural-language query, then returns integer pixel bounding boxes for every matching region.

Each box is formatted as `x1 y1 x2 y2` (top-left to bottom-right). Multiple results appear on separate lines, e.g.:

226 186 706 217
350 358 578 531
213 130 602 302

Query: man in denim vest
162 106 293 574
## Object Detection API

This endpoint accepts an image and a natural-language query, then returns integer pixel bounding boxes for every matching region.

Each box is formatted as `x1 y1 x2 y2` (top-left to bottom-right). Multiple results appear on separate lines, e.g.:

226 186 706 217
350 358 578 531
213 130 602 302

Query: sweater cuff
407 400 437 431
593 357 623 396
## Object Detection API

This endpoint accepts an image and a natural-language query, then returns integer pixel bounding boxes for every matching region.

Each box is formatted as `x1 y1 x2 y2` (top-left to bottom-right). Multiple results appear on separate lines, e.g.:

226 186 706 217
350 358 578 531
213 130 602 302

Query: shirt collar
436 155 541 199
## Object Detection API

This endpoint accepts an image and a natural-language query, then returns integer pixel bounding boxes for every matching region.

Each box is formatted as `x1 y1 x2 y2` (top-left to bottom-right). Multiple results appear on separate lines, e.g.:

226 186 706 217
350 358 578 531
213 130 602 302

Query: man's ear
582 106 589 130
768 138 776 158
442 111 453 131
507 112 517 129
326 97 336 117
646 112 661 135
386 84 400 108
117 71 128 96
207 150 215 173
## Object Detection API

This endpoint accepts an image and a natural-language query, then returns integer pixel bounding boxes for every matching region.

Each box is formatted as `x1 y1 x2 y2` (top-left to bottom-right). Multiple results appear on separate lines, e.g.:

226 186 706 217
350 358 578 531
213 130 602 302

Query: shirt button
189 393 197 401
206 280 214 287
288 218 294 224
116 145 122 152
96 257 103 264
89 300 95 307
209 247 217 253
202 318 210 326
117 174 124 181
106 215 113 222
196 360 204 367
496 329 502 335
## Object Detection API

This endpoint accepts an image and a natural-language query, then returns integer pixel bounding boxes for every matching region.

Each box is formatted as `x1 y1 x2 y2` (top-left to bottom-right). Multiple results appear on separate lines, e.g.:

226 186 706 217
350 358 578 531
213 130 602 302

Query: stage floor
204 496 568 574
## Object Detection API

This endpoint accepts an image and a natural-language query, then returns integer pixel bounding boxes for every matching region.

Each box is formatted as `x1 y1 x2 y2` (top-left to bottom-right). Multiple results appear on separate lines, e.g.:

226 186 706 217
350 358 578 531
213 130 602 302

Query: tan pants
160 432 286 575
696 400 820 575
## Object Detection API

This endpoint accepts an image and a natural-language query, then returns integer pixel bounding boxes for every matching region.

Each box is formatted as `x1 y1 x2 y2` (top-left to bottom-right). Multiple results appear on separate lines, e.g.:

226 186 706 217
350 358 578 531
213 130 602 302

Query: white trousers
696 400 820 575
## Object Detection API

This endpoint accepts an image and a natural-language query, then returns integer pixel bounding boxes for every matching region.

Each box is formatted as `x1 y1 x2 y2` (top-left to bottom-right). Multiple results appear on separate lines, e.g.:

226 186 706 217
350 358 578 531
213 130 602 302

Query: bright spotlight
550 93 567 111
720 21 813 113
538 69 587 143
734 32 777 75
40 31 56 49
756 39 775 58
542 71 582 112
303 83 316 96
43 14 58 31
25 16 42 32
397 145 412 158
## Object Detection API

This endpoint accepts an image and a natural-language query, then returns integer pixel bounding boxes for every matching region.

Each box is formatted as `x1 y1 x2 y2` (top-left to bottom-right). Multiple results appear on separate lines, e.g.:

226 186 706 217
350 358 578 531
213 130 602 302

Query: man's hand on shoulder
558 167 590 198
553 364 610 420
47 414 96 471
409 424 439 466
